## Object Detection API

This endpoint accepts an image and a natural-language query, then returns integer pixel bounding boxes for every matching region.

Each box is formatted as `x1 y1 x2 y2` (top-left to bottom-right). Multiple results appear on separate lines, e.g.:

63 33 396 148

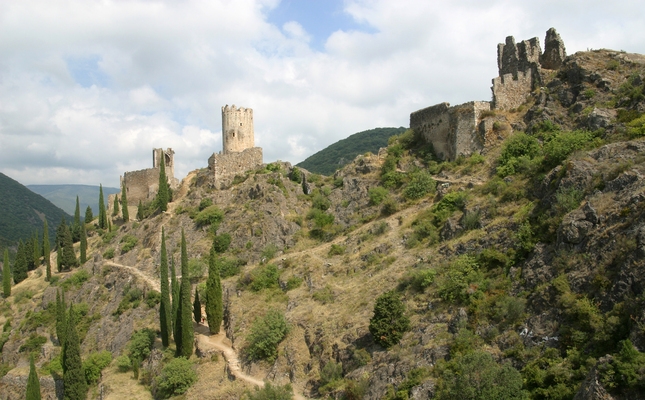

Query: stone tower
152 148 175 178
222 105 254 154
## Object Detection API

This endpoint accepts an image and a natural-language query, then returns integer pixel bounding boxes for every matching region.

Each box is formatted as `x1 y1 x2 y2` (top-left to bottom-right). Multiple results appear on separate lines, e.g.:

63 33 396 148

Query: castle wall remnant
410 101 491 161
209 105 263 189
121 148 179 207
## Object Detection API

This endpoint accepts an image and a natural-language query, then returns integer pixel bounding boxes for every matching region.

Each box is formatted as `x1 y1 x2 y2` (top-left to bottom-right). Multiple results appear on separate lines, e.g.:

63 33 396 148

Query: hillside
296 127 406 175
27 184 120 216
0 173 70 248
2 47 645 400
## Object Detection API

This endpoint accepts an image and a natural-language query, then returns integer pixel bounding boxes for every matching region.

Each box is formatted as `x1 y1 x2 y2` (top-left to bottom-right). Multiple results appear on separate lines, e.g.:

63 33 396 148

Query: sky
1 0 644 188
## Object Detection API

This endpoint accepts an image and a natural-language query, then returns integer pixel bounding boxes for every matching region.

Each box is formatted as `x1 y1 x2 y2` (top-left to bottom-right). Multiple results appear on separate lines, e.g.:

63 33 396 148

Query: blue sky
1 0 644 187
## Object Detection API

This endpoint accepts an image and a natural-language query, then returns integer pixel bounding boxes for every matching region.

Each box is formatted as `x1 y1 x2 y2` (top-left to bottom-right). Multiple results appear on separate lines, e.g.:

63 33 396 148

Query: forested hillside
27 184 120 216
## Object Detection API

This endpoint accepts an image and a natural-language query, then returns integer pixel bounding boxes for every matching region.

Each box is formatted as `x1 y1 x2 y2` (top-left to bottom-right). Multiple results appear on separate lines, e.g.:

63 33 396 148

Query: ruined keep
120 148 180 208
410 28 566 161
208 105 263 188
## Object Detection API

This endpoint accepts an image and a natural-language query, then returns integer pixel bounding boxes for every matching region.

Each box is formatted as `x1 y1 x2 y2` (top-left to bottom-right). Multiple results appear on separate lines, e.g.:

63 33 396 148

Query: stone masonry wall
208 147 263 189
222 105 254 154
492 70 533 110
120 147 179 208
410 102 452 160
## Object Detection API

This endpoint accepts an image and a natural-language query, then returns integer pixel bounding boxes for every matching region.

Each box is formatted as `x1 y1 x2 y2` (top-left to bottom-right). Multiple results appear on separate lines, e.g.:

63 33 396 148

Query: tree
245 309 289 362
112 193 120 217
62 305 88 400
84 206 93 224
171 255 179 336
60 223 78 271
24 236 35 271
43 219 51 281
13 240 28 283
193 290 201 324
369 290 410 348
72 196 81 242
137 200 144 221
98 184 107 229
205 242 223 334
155 357 197 398
175 229 194 358
56 289 67 346
56 217 66 272
80 223 87 265
26 354 41 400
159 229 172 347
156 154 170 212
121 182 130 221
32 232 41 267
2 248 11 298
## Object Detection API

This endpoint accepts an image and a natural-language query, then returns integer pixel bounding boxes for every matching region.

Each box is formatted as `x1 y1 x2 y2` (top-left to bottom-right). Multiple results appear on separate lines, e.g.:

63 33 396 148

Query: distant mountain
27 184 120 216
0 173 71 248
296 127 406 175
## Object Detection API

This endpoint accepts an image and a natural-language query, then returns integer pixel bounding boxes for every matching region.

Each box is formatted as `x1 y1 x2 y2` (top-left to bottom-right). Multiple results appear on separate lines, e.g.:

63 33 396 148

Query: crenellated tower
222 105 254 154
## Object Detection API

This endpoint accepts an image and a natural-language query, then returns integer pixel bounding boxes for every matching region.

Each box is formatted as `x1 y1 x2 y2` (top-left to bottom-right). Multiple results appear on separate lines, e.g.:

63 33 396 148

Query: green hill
0 173 71 248
27 184 120 216
296 127 406 175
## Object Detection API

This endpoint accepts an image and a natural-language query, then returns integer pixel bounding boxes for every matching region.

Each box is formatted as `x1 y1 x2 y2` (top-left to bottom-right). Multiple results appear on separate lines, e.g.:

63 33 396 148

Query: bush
369 291 410 348
155 357 197 399
218 257 244 278
403 170 436 200
83 350 112 384
128 328 155 361
246 382 294 400
120 235 138 254
285 276 302 291
328 244 345 256
542 130 597 169
260 244 279 262
115 355 131 372
198 198 213 211
381 197 399 216
369 187 389 206
497 133 541 177
19 334 47 354
437 256 483 304
145 290 161 308
188 257 207 282
290 167 302 183
245 309 289 362
103 248 115 259
312 285 335 304
312 194 331 211
194 205 224 228
245 264 280 292
320 360 343 391
60 269 90 290
212 233 232 253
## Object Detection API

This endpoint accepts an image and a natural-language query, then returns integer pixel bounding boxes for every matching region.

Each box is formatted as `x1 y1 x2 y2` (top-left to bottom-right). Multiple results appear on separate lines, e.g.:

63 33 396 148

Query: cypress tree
72 196 81 242
2 248 11 298
205 241 223 334
193 290 201 324
26 353 41 400
176 229 193 358
60 223 78 271
24 236 35 271
112 194 120 217
84 206 93 224
80 223 87 265
33 232 41 267
56 217 66 272
13 240 28 283
62 305 88 400
156 154 170 212
171 255 179 335
121 182 130 222
159 229 171 347
56 289 67 346
98 184 107 230
43 220 51 282
137 200 144 221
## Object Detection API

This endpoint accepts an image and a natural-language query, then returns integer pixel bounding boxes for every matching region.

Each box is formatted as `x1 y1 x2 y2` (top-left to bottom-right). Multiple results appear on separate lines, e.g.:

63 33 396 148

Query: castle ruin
410 28 566 161
120 148 180 207
208 105 263 188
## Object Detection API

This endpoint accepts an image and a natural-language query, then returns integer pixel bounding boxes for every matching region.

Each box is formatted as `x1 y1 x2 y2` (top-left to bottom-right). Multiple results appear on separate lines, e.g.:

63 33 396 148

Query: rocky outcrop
541 27 567 70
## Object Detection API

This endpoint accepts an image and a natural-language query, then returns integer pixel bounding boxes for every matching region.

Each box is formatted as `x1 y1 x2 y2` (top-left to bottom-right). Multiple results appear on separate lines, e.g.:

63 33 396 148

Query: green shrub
320 360 343 389
83 350 112 384
312 285 335 304
543 130 598 169
461 209 481 231
60 269 90 290
328 244 346 256
369 290 410 348
218 257 244 278
245 309 290 362
437 256 483 304
369 187 389 206
188 257 207 282
381 197 399 216
212 233 232 253
285 276 302 291
246 264 280 292
19 333 47 354
599 339 645 392
120 235 138 254
260 244 279 262
155 357 197 399
403 268 437 292
290 168 302 183
627 114 645 138
103 248 115 259
312 194 331 211
555 187 584 214
497 133 541 177
194 205 224 228
145 290 161 308
113 285 143 315
115 355 131 372
403 170 436 200
245 382 294 400
128 328 155 361
198 198 213 211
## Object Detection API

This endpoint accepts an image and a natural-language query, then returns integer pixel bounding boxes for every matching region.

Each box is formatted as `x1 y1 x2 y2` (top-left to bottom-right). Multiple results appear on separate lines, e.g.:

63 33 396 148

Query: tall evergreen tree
62 305 88 400
205 241 223 334
60 223 78 271
176 230 193 358
43 220 51 282
121 182 130 222
26 354 41 400
24 236 35 271
80 223 87 265
56 289 67 346
159 229 171 347
2 248 11 298
156 154 170 212
193 290 201 324
112 193 120 217
33 232 41 267
56 217 66 272
84 206 93 224
13 240 28 283
98 184 107 229
170 255 179 335
72 196 81 242
137 200 144 221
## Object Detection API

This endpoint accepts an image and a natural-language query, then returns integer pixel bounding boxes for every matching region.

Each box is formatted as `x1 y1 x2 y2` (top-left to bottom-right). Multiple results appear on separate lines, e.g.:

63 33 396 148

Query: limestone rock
585 108 616 131
558 209 593 245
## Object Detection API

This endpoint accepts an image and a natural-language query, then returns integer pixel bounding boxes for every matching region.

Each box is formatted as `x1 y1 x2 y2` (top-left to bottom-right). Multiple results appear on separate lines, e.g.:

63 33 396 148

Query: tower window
240 123 243 126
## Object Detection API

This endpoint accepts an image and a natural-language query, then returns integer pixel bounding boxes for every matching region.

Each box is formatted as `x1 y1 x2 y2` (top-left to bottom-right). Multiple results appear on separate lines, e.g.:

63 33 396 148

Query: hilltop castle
119 148 179 209
410 28 566 161
208 105 263 188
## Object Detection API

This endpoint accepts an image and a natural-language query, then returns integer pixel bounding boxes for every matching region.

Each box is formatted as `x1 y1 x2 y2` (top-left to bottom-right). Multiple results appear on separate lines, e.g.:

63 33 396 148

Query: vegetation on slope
27 184 120 216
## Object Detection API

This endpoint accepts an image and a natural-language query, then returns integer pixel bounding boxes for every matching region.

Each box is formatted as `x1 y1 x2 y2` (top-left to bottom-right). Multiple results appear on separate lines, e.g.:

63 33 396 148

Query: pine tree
80 223 87 265
13 240 28 283
171 255 179 336
193 290 201 324
26 353 41 400
137 200 144 221
43 220 51 282
121 182 130 222
84 206 93 224
205 242 223 334
98 184 107 229
112 193 120 217
56 289 67 346
176 229 193 358
159 228 172 347
72 196 81 242
60 223 78 271
2 248 11 298
156 154 170 212
62 305 88 400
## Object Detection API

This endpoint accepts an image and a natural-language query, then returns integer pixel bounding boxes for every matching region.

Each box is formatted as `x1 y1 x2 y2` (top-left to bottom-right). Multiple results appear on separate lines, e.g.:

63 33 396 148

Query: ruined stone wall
492 70 533 110
208 147 263 189
120 147 179 206
410 101 490 161
222 105 254 154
